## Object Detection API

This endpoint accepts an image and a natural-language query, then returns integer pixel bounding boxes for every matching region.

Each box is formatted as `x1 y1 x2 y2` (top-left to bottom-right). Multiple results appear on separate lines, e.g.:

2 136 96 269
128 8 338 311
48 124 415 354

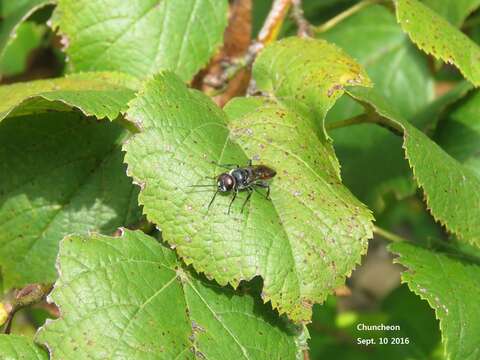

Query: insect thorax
230 168 250 189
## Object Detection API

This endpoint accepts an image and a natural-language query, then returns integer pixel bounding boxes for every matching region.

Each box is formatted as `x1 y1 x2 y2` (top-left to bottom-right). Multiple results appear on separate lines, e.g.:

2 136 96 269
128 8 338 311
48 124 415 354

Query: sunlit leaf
53 0 228 81
37 230 301 360
0 335 48 360
124 58 373 322
0 72 139 121
396 0 480 86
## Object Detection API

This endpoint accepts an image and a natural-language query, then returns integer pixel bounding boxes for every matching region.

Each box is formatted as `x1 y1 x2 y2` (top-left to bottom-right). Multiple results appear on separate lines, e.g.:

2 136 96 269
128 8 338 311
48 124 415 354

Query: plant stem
292 0 312 37
326 112 404 137
247 0 294 94
205 0 292 96
373 225 407 243
257 0 293 46
325 113 374 130
316 0 381 33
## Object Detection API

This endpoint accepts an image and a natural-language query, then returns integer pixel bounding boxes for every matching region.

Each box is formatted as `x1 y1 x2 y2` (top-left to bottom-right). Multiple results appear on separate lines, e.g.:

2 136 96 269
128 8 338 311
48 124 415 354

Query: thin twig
247 0 294 94
257 0 293 47
292 0 312 37
203 0 293 97
316 0 381 33
303 349 311 360
373 225 407 243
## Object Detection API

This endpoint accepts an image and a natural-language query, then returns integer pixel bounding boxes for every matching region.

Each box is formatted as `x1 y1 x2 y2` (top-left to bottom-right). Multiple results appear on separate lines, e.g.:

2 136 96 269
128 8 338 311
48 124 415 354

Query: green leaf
422 0 480 27
53 0 228 81
317 4 434 211
0 21 46 77
0 72 140 121
413 80 473 131
321 4 434 118
36 230 301 360
0 0 53 59
253 37 372 131
0 112 140 289
347 86 480 246
396 0 480 86
124 62 373 322
0 334 48 360
435 90 480 176
327 82 472 212
391 242 480 360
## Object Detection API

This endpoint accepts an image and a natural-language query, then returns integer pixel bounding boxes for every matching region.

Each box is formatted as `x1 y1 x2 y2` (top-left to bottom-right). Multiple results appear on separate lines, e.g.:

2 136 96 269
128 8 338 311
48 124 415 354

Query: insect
192 160 276 214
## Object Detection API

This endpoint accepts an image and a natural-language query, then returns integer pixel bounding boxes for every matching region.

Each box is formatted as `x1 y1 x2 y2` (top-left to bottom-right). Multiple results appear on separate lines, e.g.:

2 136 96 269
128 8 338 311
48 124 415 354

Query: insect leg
227 189 238 214
252 186 268 199
241 188 254 213
253 181 271 200
207 190 219 212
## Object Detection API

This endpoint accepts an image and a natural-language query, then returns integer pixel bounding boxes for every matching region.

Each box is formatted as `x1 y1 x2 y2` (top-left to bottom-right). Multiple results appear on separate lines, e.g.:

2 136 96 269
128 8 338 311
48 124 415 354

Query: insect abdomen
252 165 276 180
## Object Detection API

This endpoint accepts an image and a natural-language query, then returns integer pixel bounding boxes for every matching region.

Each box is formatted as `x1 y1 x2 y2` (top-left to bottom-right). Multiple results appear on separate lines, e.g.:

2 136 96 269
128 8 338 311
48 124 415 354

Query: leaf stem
326 112 404 137
316 0 382 33
373 225 407 243
325 113 374 130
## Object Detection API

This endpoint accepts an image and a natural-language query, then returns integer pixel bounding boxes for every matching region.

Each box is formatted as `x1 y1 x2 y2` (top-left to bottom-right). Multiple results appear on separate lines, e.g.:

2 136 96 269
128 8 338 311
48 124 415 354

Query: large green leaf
252 37 372 132
0 72 139 121
318 4 434 211
36 230 301 360
435 90 480 176
347 86 480 246
0 334 48 360
124 66 373 322
391 242 480 360
53 0 228 81
0 0 53 60
0 112 140 289
423 0 480 27
396 0 480 86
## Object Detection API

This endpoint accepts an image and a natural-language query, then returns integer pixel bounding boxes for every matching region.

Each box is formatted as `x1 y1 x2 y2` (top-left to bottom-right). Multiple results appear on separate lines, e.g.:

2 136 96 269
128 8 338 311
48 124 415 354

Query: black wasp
192 160 276 214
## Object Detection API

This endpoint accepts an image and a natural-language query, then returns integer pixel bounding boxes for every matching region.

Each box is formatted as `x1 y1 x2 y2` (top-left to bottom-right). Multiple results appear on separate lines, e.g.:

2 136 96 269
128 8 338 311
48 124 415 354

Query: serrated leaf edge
395 0 480 87
122 73 374 323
